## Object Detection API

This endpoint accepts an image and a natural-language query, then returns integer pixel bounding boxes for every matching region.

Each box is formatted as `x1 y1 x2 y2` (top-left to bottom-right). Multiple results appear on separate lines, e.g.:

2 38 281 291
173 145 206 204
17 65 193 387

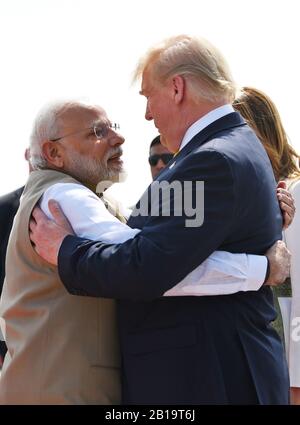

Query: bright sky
0 0 299 206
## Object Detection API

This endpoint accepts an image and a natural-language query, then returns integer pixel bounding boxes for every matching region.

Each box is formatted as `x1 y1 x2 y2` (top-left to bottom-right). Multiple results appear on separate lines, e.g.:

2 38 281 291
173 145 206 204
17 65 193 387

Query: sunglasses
148 153 173 166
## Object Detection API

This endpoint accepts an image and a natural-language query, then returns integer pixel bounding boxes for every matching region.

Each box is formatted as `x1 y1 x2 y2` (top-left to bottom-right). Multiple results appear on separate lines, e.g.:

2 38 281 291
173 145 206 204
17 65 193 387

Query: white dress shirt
179 104 235 151
39 182 267 297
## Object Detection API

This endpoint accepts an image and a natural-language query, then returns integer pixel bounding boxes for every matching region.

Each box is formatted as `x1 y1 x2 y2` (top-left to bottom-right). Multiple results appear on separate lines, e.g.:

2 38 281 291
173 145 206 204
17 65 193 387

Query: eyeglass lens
94 122 120 139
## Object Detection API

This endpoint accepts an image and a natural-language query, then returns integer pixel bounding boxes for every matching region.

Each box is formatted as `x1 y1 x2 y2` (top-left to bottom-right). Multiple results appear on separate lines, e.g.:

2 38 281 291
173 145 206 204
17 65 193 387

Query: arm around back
58 149 237 300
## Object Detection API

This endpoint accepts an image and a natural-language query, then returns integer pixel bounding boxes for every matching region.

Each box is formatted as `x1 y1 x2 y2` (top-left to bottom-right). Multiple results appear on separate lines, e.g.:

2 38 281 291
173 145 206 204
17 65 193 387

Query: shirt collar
179 104 235 151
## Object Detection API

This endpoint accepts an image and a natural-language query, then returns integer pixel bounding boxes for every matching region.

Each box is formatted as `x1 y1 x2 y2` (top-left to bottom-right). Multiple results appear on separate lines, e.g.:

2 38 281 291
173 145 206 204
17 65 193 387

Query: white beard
65 148 125 189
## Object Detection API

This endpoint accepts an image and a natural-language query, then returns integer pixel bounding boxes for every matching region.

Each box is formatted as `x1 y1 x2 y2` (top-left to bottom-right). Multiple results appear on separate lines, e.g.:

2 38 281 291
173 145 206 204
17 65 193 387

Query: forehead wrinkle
60 107 105 132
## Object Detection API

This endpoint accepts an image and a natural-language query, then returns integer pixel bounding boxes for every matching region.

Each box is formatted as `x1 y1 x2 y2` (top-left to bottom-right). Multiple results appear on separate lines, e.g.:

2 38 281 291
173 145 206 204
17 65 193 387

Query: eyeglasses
148 153 173 166
50 121 120 142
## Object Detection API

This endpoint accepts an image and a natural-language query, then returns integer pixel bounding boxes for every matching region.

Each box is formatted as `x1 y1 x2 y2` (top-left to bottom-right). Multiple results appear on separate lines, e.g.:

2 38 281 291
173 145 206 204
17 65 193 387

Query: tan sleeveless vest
0 170 121 404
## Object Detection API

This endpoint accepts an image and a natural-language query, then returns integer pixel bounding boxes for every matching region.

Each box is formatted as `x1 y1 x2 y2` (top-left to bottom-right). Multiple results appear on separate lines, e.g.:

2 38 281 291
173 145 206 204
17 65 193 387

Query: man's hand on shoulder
29 200 74 266
264 240 291 286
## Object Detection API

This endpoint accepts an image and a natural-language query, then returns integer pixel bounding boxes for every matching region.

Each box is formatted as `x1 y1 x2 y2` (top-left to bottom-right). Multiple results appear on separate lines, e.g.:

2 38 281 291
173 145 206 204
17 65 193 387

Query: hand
290 387 300 405
277 181 296 230
29 200 74 266
264 240 291 286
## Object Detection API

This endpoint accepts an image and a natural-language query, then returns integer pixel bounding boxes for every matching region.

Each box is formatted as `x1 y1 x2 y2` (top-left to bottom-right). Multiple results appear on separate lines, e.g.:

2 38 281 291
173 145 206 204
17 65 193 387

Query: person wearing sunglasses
148 135 173 179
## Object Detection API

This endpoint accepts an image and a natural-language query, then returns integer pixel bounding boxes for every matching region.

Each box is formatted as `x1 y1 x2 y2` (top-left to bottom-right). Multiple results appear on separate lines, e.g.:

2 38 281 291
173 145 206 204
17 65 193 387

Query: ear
41 141 65 168
24 148 34 172
24 147 30 161
172 75 185 104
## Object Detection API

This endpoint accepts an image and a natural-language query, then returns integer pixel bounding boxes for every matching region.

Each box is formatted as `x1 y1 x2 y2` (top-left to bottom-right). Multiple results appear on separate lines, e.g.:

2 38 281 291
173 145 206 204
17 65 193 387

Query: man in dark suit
30 35 292 404
0 186 24 364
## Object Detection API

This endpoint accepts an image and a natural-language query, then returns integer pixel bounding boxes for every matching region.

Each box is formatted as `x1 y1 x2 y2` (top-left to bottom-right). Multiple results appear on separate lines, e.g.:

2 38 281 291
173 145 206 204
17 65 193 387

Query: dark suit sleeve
0 188 23 292
58 149 237 300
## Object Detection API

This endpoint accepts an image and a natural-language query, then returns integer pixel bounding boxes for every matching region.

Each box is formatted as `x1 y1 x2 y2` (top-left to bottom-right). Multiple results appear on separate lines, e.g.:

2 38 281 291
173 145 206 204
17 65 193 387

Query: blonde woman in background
234 87 300 404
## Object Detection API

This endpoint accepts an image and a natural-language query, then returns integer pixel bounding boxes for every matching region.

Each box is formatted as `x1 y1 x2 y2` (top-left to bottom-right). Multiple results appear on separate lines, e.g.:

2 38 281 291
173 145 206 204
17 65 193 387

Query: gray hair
28 99 93 170
133 35 237 104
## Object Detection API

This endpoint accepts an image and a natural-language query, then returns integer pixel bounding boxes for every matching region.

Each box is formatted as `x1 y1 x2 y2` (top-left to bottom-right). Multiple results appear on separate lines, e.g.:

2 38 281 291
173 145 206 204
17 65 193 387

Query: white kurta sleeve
40 183 140 243
40 182 267 297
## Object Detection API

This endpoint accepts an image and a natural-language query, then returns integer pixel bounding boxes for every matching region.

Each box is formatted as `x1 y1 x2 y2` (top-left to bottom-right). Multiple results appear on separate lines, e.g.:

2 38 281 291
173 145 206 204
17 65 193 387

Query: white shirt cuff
246 254 267 291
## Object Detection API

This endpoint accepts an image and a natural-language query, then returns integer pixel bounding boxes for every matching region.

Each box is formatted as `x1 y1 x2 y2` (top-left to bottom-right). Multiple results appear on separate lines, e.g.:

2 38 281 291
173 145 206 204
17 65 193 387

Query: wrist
263 257 270 285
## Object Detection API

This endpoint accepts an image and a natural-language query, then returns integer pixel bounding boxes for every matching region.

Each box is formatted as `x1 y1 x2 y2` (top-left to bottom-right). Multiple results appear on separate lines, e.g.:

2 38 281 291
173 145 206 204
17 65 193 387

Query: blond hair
233 87 300 182
133 35 237 104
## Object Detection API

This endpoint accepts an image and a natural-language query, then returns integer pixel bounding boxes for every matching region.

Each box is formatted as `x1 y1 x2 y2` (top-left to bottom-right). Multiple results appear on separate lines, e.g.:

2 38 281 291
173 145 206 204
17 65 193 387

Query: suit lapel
128 112 246 228
163 112 247 172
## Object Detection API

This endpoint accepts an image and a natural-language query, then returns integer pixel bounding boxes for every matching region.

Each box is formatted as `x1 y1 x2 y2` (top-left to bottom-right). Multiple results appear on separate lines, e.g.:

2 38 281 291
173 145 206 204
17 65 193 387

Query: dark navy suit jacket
0 186 24 291
58 113 289 404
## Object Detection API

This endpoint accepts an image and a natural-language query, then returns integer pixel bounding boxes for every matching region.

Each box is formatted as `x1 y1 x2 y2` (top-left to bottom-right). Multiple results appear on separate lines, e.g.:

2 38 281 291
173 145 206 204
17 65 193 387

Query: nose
145 101 153 121
151 160 166 179
156 158 166 170
108 131 125 147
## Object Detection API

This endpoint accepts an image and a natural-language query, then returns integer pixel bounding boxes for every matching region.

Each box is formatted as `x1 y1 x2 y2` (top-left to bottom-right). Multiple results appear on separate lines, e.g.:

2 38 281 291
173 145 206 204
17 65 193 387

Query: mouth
107 152 123 167
108 153 122 160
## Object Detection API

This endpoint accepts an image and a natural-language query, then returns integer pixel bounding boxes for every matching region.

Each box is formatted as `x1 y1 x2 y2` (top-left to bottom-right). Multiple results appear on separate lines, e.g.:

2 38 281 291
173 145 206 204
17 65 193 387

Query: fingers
29 217 38 246
277 190 294 206
31 205 47 222
265 239 291 286
48 200 67 225
48 199 74 232
282 211 292 230
279 198 294 215
277 189 296 212
29 219 37 242
29 217 36 232
277 189 296 229
29 208 44 247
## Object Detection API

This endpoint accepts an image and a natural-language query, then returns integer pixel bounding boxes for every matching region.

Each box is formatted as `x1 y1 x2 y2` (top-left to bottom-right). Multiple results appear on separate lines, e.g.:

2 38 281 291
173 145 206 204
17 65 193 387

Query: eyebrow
92 118 109 126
